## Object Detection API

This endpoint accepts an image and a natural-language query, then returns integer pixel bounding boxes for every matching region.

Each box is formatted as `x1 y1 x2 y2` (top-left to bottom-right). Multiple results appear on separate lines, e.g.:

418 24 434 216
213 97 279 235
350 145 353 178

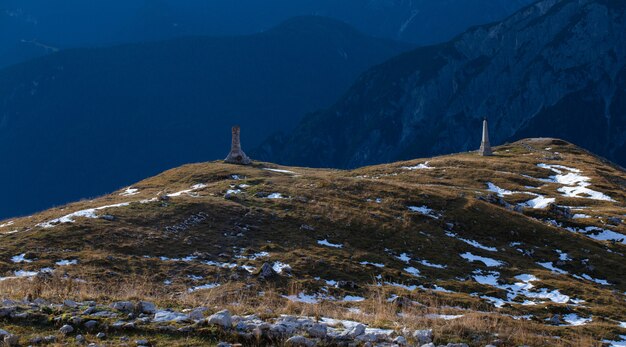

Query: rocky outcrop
261 0 626 169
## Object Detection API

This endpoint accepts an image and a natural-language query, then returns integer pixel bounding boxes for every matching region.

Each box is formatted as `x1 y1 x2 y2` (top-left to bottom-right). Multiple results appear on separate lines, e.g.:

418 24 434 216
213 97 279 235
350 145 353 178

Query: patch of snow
562 313 592 326
360 261 384 268
272 262 291 274
263 168 296 174
167 183 207 197
11 254 32 263
458 237 497 252
486 182 516 196
0 221 14 228
407 205 440 219
579 274 610 286
266 193 286 199
537 163 615 202
119 187 139 196
523 195 555 209
188 283 220 293
318 239 343 248
537 262 568 275
424 314 463 320
396 253 411 263
603 335 626 347
565 226 626 245
572 214 591 219
460 252 503 267
38 202 130 228
404 267 421 277
342 295 365 302
56 259 78 266
402 162 433 170
556 250 571 261
284 292 319 304
418 259 447 269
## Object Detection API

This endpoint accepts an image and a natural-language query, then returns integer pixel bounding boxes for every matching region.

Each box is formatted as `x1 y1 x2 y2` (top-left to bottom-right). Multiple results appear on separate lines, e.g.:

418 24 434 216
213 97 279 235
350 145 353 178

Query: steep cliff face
260 0 626 168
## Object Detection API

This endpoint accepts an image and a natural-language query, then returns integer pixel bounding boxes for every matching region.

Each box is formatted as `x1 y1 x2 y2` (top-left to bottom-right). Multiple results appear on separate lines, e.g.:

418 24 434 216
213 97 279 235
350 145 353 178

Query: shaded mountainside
0 0 533 68
0 16 412 220
0 139 625 345
259 0 626 169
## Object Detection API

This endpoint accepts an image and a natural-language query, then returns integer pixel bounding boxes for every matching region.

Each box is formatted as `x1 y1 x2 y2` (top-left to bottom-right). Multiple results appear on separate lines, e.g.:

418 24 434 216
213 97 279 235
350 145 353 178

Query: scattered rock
393 336 408 346
63 299 79 308
43 335 57 343
59 324 74 335
76 334 86 344
84 320 98 330
136 339 149 346
3 334 19 347
413 329 433 344
30 336 44 344
111 301 135 312
340 323 365 338
549 314 561 325
0 329 9 337
285 335 316 347
208 310 232 328
258 263 276 279
138 301 156 314
100 214 116 221
96 332 106 339
306 323 327 338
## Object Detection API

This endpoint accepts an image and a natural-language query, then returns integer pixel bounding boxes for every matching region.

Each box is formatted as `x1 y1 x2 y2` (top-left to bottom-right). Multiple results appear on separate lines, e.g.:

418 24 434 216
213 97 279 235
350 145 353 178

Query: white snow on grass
575 273 611 286
565 226 626 245
537 163 615 202
56 259 78 266
317 239 343 248
424 314 464 320
402 162 433 170
603 335 626 347
418 260 447 269
360 261 384 268
473 272 574 306
457 237 497 252
263 168 296 174
342 295 365 302
460 252 503 267
0 270 39 281
11 254 32 263
119 187 139 196
537 262 568 275
556 250 571 261
272 262 291 274
266 193 287 199
38 202 130 228
572 214 591 219
562 313 592 326
486 182 517 196
396 253 411 263
0 221 14 228
407 205 440 219
168 183 207 197
523 195 555 209
284 292 319 304
404 267 421 277
188 283 220 293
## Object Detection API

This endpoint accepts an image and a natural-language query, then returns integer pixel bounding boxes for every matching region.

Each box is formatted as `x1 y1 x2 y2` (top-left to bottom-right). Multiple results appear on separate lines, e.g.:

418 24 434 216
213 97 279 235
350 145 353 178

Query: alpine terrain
0 138 625 346
259 0 626 169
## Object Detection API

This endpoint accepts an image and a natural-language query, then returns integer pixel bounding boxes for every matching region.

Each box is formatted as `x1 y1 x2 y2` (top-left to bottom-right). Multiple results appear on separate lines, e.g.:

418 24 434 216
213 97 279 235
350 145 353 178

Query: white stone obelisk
225 126 252 165
478 118 493 156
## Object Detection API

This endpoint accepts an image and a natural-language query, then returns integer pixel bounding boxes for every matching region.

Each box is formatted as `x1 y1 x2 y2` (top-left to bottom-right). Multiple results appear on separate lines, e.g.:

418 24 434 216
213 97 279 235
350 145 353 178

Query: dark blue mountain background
0 0 533 68
0 17 412 219
258 0 626 170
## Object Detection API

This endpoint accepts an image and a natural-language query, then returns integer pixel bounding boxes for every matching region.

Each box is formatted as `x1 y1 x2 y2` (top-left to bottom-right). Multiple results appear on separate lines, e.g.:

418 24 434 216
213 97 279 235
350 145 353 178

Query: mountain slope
0 16 412 220
0 139 625 345
260 0 626 169
0 0 534 68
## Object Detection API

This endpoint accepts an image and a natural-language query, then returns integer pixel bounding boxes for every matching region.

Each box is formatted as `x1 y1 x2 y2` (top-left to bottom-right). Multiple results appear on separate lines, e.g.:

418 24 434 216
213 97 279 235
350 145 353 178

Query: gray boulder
84 320 98 330
0 329 9 337
111 301 134 312
138 301 156 314
285 335 316 347
207 310 232 328
3 334 19 347
393 336 408 346
59 324 74 335
340 323 366 338
306 323 327 338
413 329 433 344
